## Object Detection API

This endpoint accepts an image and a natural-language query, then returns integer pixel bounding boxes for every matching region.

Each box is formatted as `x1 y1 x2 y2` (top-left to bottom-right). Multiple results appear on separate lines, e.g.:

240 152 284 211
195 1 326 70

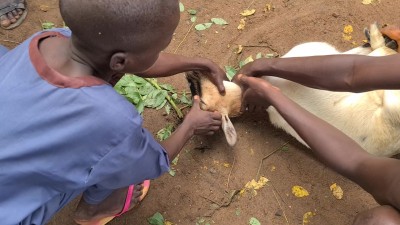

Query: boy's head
59 0 180 76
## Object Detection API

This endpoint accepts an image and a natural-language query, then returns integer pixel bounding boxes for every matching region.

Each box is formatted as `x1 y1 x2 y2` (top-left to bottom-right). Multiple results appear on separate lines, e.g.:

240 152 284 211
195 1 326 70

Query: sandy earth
2 0 400 224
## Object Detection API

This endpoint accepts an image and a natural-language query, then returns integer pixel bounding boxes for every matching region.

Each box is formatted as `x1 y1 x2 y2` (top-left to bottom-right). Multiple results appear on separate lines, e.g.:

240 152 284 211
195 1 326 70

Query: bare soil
2 0 399 224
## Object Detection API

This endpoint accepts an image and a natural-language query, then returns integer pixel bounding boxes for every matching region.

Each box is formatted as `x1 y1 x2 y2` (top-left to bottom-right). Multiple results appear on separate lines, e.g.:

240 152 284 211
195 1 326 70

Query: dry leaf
236 45 243 54
240 9 256 16
39 5 50 12
362 0 378 4
292 185 309 197
264 4 272 12
330 183 344 200
238 18 246 30
303 212 316 224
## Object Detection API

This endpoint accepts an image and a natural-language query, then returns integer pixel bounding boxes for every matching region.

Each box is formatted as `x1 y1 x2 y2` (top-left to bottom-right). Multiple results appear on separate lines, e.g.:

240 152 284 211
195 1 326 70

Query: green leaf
180 93 192 105
211 18 228 25
225 65 237 81
136 100 145 114
157 124 174 141
256 52 263 59
249 217 261 225
160 84 175 92
179 2 185 12
165 104 171 115
191 16 197 23
172 155 179 166
126 92 142 104
169 169 176 177
42 22 55 30
147 212 164 225
188 9 197 15
195 23 213 31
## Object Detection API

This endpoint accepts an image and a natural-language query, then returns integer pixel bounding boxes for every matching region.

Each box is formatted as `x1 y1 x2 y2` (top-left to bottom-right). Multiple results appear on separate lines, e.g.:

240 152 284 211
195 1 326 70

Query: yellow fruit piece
223 163 231 168
240 9 256 16
330 183 344 200
292 185 309 197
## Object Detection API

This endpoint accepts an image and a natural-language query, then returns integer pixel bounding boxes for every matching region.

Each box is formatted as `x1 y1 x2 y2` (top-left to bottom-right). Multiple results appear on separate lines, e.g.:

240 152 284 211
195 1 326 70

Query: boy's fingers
192 95 201 108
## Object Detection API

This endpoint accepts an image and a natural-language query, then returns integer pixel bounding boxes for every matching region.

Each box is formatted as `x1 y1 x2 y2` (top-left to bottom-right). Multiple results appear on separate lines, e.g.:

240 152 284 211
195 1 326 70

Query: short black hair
59 0 179 52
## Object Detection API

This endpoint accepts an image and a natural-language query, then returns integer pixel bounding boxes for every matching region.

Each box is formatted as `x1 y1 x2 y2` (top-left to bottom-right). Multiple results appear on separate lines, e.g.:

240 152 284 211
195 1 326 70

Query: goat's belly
266 86 400 156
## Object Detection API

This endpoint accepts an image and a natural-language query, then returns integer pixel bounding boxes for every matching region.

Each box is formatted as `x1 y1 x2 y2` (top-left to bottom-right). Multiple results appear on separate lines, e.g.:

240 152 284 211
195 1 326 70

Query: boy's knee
353 205 400 225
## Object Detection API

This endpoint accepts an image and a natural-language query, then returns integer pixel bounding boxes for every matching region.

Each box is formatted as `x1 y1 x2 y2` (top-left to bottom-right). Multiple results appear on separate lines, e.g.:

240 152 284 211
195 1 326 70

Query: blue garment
0 45 8 58
0 29 170 225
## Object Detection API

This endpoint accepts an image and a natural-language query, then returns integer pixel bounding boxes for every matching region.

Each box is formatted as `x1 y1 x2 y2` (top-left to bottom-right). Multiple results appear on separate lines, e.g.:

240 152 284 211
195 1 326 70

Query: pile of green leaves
114 74 192 117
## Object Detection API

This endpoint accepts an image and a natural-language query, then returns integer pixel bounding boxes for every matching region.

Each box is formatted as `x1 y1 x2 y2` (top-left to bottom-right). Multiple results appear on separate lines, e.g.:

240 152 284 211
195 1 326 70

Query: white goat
187 23 400 157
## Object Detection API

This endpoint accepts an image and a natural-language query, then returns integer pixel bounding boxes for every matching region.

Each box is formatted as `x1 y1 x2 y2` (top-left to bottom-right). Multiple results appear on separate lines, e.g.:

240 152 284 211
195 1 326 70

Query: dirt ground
2 0 400 224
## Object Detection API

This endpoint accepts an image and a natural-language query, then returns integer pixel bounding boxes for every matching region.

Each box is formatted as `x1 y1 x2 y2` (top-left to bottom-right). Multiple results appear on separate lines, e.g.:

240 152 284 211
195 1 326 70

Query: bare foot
0 0 26 29
74 184 144 223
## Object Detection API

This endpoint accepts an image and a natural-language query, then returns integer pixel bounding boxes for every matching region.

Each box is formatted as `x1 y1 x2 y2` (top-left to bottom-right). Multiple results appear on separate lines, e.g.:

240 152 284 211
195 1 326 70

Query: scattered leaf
249 217 261 225
236 45 243 54
292 185 309 197
157 124 174 141
211 18 228 25
256 52 263 59
42 22 55 30
172 155 179 166
235 208 241 216
264 4 273 12
187 9 197 15
240 9 256 16
303 212 316 224
330 183 344 200
39 5 50 12
195 23 213 31
147 212 164 225
191 16 197 23
225 66 237 81
362 0 376 4
179 2 185 12
169 169 176 177
238 18 246 30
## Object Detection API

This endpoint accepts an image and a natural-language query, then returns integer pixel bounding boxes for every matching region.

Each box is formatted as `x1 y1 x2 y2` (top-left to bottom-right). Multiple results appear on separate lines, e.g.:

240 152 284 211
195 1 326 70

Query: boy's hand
202 59 228 94
236 75 278 112
184 96 222 135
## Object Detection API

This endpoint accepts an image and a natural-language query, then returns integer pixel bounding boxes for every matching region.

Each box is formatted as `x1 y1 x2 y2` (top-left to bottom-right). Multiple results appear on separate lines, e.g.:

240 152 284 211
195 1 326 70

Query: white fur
264 26 400 156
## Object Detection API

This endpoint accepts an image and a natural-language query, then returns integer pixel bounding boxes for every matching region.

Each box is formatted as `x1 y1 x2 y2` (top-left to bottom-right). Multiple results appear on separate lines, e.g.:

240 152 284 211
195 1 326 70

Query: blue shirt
0 29 170 225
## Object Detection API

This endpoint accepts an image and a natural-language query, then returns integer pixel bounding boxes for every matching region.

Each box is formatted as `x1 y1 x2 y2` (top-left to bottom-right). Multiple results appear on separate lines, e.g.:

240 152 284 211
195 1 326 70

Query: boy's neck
39 36 108 80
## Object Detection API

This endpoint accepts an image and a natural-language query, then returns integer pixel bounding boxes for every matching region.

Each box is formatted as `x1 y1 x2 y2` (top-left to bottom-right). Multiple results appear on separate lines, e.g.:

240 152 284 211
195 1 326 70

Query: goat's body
265 41 400 156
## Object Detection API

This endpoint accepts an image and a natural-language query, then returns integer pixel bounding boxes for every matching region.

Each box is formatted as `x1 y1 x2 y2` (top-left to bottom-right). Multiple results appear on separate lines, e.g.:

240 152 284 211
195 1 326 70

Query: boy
235 25 400 224
0 0 226 224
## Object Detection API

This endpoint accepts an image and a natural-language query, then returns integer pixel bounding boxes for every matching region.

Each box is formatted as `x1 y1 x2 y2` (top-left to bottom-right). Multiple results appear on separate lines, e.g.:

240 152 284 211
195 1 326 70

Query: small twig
174 23 195 54
144 78 184 118
272 188 290 225
226 156 236 188
200 195 222 207
179 105 191 111
1 39 20 44
246 0 256 9
256 141 289 180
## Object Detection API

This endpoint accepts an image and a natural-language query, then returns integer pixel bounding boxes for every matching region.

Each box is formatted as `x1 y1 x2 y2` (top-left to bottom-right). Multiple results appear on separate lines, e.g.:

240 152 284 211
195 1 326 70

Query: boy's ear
110 52 127 72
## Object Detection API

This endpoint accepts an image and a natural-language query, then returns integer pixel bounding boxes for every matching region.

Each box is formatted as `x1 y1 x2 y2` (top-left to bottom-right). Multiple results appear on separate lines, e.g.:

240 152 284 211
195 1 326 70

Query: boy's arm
239 75 400 208
237 53 400 92
138 52 227 93
160 96 222 160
